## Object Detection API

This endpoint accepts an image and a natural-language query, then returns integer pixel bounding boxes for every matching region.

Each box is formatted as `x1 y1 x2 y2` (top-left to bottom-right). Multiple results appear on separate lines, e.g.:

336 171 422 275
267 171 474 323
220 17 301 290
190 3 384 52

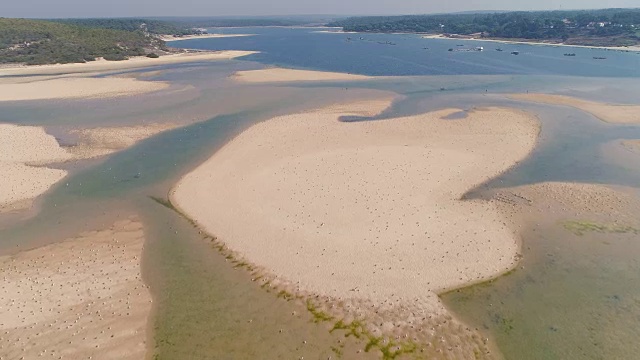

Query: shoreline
232 67 375 83
160 33 255 41
0 50 258 76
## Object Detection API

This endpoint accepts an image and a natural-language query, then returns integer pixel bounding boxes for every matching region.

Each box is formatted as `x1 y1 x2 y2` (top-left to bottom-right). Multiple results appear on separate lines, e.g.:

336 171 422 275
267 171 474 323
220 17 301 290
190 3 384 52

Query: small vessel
593 56 607 60
457 44 465 47
448 48 454 52
474 46 484 51
511 51 519 55
496 48 503 52
564 53 576 56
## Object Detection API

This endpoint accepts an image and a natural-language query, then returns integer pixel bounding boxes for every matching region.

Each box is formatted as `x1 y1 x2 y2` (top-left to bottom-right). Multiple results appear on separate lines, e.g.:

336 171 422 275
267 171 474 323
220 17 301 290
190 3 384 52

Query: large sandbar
172 99 540 307
233 67 373 83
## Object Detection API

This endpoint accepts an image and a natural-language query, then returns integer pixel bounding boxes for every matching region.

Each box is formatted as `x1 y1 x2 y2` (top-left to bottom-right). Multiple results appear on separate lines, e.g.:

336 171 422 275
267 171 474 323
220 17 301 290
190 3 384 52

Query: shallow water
1 27 640 359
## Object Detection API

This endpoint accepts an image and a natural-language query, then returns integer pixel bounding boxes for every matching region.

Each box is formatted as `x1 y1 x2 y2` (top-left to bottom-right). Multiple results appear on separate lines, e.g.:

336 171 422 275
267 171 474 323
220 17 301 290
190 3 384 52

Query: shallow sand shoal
0 77 169 102
172 99 540 308
0 219 151 359
0 124 73 211
68 123 179 159
160 33 255 41
0 50 257 77
232 67 374 83
0 122 177 212
510 93 640 124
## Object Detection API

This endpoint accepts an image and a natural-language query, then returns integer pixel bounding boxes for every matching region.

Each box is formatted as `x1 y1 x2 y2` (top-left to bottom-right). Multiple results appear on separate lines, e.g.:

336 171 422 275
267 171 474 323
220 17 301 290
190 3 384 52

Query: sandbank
0 218 151 360
160 33 255 41
0 51 257 77
0 122 176 212
510 93 640 124
0 77 169 102
172 99 540 307
232 67 373 83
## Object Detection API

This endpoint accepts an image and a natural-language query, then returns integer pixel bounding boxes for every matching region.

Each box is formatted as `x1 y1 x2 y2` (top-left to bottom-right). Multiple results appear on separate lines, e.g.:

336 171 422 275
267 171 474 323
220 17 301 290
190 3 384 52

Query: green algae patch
563 220 640 236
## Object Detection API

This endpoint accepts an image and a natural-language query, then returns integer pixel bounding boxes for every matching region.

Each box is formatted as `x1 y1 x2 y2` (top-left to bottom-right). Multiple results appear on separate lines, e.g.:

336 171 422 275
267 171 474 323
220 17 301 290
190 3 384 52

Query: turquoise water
1 27 640 358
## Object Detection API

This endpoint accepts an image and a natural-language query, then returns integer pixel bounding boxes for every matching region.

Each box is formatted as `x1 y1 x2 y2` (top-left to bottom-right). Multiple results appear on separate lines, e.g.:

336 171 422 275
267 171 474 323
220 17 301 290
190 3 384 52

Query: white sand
160 34 255 41
233 67 373 83
0 77 169 102
0 124 73 211
510 93 640 124
0 218 151 360
0 51 257 77
172 99 540 307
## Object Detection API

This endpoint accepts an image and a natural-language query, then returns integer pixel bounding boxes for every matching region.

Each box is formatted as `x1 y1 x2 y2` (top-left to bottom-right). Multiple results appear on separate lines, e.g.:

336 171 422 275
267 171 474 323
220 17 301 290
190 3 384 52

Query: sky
4 0 640 18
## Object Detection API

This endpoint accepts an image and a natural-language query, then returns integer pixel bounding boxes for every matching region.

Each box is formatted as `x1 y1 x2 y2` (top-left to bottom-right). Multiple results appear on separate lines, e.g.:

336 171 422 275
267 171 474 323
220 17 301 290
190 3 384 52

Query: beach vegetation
330 8 640 47
0 18 168 65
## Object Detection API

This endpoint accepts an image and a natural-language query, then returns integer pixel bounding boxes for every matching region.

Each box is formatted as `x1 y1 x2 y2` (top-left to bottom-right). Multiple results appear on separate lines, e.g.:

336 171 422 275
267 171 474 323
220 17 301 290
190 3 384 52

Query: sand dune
172 99 540 307
510 93 640 124
0 51 257 77
0 218 151 360
233 67 373 83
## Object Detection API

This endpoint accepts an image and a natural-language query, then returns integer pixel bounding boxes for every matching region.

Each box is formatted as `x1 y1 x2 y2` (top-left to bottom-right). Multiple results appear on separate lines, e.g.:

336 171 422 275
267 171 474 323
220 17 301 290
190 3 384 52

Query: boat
593 56 607 60
564 53 576 56
474 46 484 51
511 51 519 55
496 48 503 52
448 48 454 52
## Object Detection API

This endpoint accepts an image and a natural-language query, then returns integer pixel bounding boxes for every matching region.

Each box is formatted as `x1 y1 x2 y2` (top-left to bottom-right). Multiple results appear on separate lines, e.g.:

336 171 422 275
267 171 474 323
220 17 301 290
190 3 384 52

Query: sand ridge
160 33 255 41
232 67 374 83
510 93 640 124
172 99 540 308
0 218 151 360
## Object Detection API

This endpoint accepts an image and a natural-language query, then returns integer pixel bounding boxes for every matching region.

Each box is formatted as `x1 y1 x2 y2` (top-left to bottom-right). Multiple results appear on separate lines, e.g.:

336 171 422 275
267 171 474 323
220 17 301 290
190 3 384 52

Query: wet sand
0 122 178 212
0 218 151 360
172 99 539 309
510 93 640 124
233 67 373 83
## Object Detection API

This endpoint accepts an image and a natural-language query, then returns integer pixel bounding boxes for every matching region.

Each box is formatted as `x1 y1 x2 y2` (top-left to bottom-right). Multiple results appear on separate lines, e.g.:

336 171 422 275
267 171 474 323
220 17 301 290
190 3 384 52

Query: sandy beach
232 67 373 83
0 51 257 77
172 99 540 306
421 34 640 52
0 218 151 360
510 93 640 124
160 33 255 41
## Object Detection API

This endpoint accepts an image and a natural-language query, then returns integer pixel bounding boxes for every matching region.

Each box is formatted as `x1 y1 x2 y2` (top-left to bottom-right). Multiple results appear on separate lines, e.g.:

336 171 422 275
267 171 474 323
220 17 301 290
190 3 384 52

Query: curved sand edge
0 123 176 213
171 99 540 307
232 67 374 83
0 218 151 359
510 93 640 124
160 33 255 41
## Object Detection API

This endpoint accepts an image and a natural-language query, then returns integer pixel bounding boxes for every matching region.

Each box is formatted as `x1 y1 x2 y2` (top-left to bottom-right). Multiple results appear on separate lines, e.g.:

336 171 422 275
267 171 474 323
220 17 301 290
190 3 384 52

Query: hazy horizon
4 0 640 19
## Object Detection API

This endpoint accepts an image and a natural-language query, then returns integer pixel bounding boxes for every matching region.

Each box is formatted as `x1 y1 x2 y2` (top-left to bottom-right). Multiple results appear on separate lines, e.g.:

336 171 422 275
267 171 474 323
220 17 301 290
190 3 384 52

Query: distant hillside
0 18 168 65
329 8 640 47
50 18 200 36
150 16 333 28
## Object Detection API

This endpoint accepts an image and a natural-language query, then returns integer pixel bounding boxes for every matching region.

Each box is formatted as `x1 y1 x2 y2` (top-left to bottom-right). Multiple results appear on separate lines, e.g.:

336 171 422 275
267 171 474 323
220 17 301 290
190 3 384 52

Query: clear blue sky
4 0 640 18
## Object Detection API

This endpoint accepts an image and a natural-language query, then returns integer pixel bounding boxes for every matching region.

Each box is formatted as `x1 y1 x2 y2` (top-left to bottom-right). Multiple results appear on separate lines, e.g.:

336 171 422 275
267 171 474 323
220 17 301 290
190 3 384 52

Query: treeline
329 8 640 44
0 18 166 65
50 18 200 36
156 17 310 28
